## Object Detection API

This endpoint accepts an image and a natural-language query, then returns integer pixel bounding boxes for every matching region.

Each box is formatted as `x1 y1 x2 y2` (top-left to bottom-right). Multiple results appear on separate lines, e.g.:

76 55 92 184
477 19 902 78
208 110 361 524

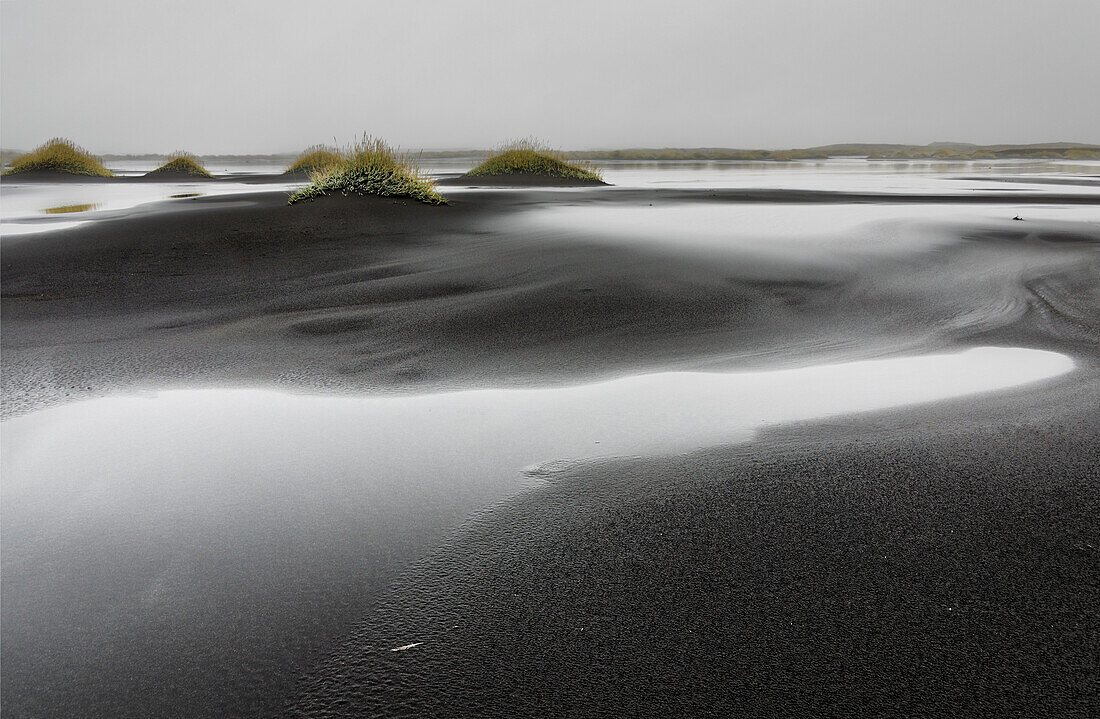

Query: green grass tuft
288 136 445 205
2 138 113 177
466 138 603 181
286 145 343 174
44 203 99 214
146 152 213 178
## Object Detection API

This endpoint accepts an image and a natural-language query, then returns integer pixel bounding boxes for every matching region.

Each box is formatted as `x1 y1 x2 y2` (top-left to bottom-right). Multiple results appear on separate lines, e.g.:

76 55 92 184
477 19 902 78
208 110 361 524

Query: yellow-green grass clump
288 137 445 205
146 152 213 178
466 139 603 181
2 138 113 177
286 145 343 174
44 203 98 214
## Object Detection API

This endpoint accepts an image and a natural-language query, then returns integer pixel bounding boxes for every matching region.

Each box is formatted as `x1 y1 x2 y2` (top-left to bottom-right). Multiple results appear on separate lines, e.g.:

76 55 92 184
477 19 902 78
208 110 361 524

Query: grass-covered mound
286 145 343 174
145 152 213 178
466 139 604 182
2 138 113 177
288 137 445 205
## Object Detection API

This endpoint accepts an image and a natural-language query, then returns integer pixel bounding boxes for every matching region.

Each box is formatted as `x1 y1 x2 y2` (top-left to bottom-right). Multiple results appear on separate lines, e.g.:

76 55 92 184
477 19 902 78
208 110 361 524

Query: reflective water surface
3 347 1074 639
4 157 1098 239
0 179 304 237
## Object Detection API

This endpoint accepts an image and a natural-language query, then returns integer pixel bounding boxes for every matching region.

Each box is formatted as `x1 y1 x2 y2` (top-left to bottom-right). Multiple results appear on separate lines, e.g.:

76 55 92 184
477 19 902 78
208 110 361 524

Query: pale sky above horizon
2 0 1098 154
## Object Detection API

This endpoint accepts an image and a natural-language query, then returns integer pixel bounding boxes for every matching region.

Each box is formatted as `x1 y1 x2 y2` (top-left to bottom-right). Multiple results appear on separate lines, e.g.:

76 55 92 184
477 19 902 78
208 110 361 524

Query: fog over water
2 0 1099 153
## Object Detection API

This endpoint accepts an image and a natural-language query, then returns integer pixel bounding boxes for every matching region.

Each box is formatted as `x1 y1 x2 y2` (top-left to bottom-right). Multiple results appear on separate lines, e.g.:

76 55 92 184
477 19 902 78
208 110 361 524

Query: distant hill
566 142 1100 162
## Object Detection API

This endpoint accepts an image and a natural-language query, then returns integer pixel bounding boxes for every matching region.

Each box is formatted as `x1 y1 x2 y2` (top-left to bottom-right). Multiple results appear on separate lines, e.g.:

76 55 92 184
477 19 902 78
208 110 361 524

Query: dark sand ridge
137 170 213 182
1 188 1098 717
3 188 1099 419
437 171 608 187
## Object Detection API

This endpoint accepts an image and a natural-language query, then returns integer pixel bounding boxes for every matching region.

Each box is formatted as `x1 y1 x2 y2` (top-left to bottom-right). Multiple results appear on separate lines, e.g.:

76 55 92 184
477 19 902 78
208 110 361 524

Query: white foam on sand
0 179 305 238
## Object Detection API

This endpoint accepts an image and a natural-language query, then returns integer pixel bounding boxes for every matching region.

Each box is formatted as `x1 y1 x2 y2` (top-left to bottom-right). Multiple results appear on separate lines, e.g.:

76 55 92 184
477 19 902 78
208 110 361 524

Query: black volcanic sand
2 187 1099 717
139 169 215 181
437 171 608 187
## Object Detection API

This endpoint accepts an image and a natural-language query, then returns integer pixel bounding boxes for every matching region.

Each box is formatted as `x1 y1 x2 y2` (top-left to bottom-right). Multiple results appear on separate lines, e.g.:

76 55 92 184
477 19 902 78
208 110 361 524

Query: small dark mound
0 169 114 183
143 154 214 180
462 141 606 184
137 170 216 182
286 147 343 175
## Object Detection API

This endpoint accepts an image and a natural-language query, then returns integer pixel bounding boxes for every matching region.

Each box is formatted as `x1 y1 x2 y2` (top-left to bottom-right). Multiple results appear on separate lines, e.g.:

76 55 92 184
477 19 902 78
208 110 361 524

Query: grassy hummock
2 138 113 177
146 152 213 178
466 139 603 181
286 145 343 174
288 137 445 205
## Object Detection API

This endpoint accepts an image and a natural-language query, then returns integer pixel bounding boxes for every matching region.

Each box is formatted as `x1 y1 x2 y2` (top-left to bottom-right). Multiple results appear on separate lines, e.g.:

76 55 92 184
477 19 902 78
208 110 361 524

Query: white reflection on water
3 347 1073 516
0 346 1073 697
427 157 1100 194
0 179 305 238
518 202 1100 267
595 158 1100 193
3 158 1097 239
0 220 89 235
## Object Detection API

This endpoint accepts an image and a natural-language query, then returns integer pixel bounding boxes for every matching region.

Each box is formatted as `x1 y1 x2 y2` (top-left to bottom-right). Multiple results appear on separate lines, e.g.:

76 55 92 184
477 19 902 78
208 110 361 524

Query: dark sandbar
437 171 608 187
2 187 1098 717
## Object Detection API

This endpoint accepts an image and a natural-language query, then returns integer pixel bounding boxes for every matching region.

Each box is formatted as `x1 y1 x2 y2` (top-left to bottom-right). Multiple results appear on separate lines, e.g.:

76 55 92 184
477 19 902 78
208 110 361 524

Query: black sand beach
437 171 608 187
2 185 1098 717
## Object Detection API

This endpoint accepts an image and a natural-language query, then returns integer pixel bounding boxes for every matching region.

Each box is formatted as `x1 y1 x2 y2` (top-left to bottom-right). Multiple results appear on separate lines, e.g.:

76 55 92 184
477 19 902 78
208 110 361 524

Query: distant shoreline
3 182 1098 717
3 143 1099 171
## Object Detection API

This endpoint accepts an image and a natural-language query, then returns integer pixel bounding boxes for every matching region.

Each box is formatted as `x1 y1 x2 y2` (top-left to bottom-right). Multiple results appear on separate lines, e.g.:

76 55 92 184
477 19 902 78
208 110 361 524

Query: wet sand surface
2 182 1099 717
287 377 1100 718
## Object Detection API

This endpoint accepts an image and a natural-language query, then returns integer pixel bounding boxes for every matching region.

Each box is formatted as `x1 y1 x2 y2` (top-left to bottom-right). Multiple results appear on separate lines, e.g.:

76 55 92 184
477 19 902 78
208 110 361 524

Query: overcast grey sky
3 0 1098 154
